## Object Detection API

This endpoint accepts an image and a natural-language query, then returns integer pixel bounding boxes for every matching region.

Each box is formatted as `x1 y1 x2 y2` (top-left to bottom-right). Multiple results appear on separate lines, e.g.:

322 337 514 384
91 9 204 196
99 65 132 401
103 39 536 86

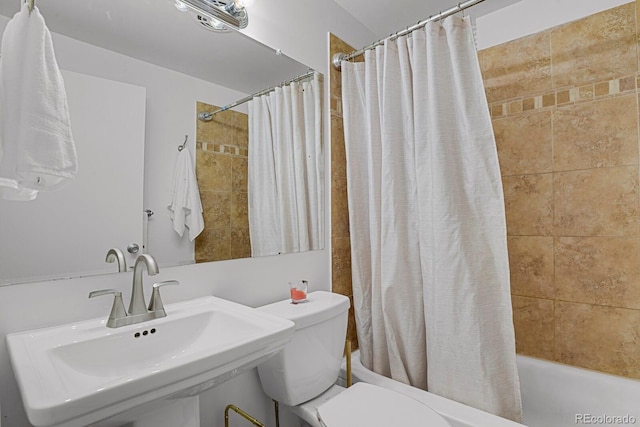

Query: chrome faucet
129 254 159 315
105 248 127 272
89 254 179 328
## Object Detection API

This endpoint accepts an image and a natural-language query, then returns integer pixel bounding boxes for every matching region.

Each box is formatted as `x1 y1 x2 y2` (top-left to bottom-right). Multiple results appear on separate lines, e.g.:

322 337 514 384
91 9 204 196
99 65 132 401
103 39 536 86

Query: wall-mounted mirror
194 70 323 263
0 0 323 285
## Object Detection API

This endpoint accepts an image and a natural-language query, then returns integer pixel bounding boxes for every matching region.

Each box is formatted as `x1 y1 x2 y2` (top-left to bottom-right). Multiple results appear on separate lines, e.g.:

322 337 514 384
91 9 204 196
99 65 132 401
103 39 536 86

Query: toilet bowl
256 291 450 427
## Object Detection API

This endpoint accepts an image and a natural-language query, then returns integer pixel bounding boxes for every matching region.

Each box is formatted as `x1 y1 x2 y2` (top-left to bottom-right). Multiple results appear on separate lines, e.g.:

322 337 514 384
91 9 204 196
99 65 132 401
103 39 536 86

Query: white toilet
257 291 451 427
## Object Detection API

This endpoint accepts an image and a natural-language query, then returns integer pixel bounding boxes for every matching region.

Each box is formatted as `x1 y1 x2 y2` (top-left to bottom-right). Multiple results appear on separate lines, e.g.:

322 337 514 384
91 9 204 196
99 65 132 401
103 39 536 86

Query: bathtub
340 350 640 427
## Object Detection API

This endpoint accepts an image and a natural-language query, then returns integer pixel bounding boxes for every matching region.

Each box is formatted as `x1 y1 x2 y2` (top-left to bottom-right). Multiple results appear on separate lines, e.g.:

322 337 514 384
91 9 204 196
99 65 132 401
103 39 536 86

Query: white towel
168 148 204 241
0 3 77 201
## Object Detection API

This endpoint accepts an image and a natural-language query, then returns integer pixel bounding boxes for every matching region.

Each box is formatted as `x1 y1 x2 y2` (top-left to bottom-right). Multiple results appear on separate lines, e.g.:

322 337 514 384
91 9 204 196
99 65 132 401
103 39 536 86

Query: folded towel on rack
168 148 204 241
0 3 77 201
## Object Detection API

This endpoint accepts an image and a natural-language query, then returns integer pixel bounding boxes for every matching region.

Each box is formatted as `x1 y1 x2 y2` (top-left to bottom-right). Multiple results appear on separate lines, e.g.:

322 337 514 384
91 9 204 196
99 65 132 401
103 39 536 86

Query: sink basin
7 296 294 427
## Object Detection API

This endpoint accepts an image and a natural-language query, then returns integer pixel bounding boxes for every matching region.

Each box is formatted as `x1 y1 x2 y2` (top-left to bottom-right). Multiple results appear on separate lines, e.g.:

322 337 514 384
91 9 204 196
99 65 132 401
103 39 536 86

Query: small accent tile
569 87 579 102
609 79 620 95
542 93 556 107
491 104 504 118
595 81 610 97
509 100 523 114
534 95 543 109
523 97 535 111
557 90 570 105
579 84 594 100
620 76 636 92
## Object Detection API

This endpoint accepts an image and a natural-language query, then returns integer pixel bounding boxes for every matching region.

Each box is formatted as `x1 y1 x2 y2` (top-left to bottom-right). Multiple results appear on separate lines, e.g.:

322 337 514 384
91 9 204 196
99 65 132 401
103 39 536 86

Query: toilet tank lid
257 291 350 330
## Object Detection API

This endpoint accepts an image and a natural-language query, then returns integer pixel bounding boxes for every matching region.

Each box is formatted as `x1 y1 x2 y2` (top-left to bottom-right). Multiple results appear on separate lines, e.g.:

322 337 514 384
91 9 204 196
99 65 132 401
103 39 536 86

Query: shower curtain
248 73 323 257
341 16 522 421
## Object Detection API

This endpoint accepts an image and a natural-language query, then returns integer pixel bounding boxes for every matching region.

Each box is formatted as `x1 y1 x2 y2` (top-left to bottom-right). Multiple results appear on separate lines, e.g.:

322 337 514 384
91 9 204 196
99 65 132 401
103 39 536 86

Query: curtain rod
198 70 316 121
332 0 486 71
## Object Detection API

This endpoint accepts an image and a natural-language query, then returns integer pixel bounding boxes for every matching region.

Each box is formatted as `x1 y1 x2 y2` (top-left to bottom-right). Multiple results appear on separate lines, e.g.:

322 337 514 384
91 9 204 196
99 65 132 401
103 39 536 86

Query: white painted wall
0 1 376 426
475 0 631 50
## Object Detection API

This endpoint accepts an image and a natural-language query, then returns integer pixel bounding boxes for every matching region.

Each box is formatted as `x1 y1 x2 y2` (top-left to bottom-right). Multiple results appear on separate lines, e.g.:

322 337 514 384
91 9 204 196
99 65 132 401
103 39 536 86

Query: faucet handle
148 280 179 317
89 289 128 327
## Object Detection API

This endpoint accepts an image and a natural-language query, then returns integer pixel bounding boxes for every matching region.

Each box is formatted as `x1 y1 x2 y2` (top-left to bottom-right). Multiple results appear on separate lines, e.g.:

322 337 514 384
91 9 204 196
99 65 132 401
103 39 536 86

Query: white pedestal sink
6 296 294 427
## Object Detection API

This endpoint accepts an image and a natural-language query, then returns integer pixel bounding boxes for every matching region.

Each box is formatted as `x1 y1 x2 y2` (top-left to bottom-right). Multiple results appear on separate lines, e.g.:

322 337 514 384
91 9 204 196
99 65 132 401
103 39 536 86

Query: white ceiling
334 0 523 40
0 0 522 94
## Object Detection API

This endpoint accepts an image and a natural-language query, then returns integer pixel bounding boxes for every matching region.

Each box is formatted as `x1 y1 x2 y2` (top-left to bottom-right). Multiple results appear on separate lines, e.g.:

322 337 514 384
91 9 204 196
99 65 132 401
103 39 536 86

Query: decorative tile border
196 141 248 158
489 74 639 119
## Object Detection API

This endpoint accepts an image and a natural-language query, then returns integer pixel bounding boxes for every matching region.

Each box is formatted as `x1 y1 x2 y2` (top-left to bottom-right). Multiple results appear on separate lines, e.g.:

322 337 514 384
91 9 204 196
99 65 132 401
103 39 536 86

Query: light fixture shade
174 0 189 11
234 0 254 8
177 0 248 30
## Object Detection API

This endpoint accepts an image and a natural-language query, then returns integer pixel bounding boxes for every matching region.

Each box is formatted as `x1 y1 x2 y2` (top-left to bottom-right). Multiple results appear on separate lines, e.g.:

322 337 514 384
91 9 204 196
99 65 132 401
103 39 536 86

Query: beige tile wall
481 2 640 378
330 34 359 349
194 101 251 262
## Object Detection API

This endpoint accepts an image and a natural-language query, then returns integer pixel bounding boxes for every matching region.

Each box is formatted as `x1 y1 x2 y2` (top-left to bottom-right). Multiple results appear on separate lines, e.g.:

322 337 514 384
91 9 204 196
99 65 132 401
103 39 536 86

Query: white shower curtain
248 73 323 257
341 16 522 421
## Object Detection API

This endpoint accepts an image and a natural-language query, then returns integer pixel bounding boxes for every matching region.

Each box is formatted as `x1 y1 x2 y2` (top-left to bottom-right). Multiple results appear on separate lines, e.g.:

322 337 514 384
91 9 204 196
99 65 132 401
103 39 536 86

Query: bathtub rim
339 349 524 427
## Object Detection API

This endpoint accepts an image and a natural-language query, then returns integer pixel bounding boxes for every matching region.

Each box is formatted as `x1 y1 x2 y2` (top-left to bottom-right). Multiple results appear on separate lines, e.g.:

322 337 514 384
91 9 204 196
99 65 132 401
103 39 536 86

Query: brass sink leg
273 400 280 427
224 404 265 427
224 399 280 427
345 339 352 388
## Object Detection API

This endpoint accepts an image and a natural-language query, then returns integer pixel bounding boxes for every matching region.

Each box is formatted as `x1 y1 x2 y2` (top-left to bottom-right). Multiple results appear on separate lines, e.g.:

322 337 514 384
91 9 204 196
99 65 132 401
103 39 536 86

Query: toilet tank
256 291 350 406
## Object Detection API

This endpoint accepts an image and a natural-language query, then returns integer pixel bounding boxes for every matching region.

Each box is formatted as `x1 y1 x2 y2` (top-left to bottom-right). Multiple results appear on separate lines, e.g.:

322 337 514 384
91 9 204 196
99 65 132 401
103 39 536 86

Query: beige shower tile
553 95 638 171
555 301 640 378
481 31 552 103
555 237 640 309
508 236 555 299
502 174 553 236
331 114 347 178
230 226 252 259
200 190 231 228
331 174 350 239
347 303 359 350
330 34 356 100
522 97 535 111
578 84 595 100
556 90 570 105
508 100 523 114
196 151 232 192
512 296 555 360
198 118 225 145
553 167 640 236
491 104 505 118
232 157 248 192
195 227 232 263
493 111 552 176
594 81 610 97
332 237 353 297
231 192 248 229
551 3 637 88
234 126 249 149
620 76 636 92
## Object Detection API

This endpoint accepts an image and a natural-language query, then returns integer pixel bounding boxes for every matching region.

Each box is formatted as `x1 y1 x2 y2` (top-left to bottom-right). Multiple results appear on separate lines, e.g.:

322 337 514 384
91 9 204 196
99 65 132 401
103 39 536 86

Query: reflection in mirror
0 0 323 285
195 102 251 262
195 71 324 262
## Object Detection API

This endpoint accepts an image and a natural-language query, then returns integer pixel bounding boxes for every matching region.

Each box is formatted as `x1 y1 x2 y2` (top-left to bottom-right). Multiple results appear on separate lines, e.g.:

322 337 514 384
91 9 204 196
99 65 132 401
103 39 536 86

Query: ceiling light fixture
174 0 189 12
175 0 251 30
193 14 232 33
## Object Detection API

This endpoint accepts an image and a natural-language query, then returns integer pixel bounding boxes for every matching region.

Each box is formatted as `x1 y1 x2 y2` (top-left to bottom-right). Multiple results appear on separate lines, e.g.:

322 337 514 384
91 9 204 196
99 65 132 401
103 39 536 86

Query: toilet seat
317 383 451 427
